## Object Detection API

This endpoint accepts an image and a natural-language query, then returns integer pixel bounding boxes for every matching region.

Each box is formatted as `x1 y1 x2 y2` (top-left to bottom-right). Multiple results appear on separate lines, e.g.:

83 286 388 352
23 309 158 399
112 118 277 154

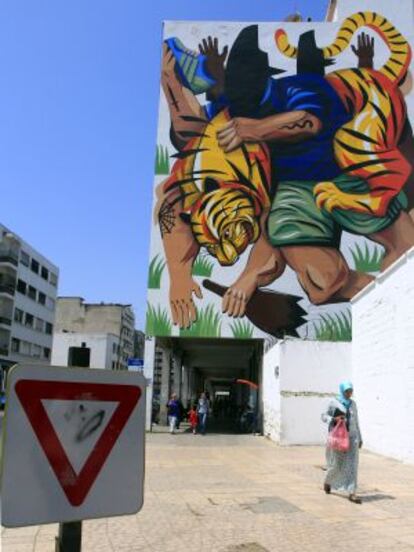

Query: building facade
0 223 59 388
52 297 135 370
143 0 414 431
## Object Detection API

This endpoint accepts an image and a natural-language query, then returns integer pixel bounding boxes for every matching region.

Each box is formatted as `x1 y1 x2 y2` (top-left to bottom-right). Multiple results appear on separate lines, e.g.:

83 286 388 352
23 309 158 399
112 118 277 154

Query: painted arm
217 111 322 152
222 211 286 317
158 189 203 328
161 44 208 148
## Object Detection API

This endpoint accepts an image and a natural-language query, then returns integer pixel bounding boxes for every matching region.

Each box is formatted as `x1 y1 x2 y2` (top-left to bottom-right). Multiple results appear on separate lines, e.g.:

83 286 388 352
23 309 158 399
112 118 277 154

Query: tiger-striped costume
275 12 412 217
163 110 272 266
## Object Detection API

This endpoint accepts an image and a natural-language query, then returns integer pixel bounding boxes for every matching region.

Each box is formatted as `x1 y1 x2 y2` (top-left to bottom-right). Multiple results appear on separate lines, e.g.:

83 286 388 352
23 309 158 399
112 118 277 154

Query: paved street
2 428 414 552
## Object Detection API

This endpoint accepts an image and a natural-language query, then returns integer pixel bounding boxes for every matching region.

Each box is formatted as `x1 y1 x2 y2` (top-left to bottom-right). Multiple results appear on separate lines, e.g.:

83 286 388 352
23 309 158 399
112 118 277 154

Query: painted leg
281 246 373 304
370 211 414 270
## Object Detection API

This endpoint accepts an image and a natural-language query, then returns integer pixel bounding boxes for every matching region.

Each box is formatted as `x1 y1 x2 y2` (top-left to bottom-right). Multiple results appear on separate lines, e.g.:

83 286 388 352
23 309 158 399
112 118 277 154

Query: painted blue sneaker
164 37 216 95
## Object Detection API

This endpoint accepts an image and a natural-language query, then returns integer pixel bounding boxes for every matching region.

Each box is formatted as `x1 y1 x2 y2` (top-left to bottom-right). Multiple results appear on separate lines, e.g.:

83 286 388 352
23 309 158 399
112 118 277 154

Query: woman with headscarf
321 381 363 503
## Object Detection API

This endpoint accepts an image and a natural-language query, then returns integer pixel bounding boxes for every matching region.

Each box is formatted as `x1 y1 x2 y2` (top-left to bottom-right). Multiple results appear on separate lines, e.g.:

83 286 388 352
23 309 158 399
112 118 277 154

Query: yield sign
15 379 141 507
1 364 146 528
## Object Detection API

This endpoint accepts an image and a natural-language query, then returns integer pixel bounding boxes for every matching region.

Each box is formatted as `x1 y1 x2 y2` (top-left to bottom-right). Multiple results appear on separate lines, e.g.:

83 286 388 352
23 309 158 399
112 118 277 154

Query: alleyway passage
3 430 414 552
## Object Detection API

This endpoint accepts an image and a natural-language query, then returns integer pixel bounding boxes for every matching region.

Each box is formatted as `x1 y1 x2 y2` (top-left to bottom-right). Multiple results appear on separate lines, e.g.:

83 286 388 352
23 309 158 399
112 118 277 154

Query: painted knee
302 262 350 305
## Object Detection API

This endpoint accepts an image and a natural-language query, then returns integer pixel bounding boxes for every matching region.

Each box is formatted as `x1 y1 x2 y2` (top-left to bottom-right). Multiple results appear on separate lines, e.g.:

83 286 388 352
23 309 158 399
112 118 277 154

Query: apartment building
0 223 59 388
52 297 135 370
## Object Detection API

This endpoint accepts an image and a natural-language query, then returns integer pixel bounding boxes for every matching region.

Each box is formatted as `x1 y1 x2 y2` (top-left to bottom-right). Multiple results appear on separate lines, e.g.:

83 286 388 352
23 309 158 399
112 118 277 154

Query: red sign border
15 380 141 507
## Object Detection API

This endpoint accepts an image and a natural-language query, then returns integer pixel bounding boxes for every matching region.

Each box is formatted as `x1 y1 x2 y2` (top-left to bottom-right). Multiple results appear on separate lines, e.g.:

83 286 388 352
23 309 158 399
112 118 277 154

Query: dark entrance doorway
151 337 263 434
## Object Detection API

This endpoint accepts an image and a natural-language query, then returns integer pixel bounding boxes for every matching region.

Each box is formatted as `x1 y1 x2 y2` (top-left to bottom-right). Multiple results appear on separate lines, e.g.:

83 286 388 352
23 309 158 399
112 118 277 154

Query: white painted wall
51 333 119 370
262 340 352 445
262 344 281 442
352 249 414 464
143 337 155 430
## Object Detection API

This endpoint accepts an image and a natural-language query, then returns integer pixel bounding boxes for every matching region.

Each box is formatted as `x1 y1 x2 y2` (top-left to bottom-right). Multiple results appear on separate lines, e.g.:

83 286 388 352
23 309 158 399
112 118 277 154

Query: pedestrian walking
188 404 198 434
176 398 185 430
322 381 363 504
167 393 180 434
197 392 210 435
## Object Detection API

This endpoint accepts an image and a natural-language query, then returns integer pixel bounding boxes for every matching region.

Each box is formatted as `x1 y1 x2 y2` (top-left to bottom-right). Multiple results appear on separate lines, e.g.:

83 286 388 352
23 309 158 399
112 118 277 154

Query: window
28 286 36 300
20 251 30 267
112 361 116 369
41 266 49 280
112 343 117 354
32 344 41 358
45 322 53 335
30 258 39 274
11 338 20 353
50 272 58 287
38 292 46 305
25 313 34 328
20 340 31 356
14 308 24 323
17 279 27 295
43 347 51 360
35 317 44 332
46 297 55 311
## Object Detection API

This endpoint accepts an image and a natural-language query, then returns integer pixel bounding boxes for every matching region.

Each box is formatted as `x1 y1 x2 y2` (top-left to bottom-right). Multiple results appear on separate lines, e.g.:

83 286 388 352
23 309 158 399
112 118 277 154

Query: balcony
0 346 9 356
0 316 12 327
0 274 16 296
0 248 18 267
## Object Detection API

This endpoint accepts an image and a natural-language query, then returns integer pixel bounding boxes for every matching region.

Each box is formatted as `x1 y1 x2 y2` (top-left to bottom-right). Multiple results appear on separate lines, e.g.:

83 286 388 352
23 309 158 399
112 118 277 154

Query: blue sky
0 0 327 329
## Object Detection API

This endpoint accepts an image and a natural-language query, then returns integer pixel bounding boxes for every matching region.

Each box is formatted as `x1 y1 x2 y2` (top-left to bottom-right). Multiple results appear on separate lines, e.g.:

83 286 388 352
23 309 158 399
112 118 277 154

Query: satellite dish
284 12 303 22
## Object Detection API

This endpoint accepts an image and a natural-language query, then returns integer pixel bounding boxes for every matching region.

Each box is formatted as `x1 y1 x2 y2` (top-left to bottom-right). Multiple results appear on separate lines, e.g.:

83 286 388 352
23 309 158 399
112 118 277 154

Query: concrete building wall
352 249 414 464
55 298 135 370
143 337 156 430
262 340 352 445
262 344 281 442
0 223 58 375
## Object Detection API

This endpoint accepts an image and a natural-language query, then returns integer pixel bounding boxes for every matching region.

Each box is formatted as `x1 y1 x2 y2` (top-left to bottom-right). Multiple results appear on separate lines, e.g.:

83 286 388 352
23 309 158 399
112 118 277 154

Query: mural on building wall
147 11 414 341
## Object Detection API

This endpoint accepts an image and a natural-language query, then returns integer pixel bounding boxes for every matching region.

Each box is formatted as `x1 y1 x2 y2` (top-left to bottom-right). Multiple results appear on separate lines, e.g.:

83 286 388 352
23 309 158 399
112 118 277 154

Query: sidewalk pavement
2 427 414 552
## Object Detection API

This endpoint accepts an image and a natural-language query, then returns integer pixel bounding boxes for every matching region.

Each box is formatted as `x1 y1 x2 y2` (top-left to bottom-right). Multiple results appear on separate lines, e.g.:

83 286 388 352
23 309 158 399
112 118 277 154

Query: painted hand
198 36 228 88
217 118 258 152
169 277 203 329
222 275 257 318
314 182 380 214
351 32 374 69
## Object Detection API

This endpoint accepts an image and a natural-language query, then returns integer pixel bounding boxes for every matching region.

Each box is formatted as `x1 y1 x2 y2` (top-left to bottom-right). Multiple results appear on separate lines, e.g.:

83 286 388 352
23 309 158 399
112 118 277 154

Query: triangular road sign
15 380 141 507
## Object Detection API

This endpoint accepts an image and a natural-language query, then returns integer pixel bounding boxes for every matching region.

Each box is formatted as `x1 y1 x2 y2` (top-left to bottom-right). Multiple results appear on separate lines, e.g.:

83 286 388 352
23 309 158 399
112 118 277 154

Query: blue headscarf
338 381 353 408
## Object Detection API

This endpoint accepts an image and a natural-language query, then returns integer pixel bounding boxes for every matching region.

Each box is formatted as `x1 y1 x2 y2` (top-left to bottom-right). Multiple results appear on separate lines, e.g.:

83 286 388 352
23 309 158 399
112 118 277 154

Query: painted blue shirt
205 75 351 182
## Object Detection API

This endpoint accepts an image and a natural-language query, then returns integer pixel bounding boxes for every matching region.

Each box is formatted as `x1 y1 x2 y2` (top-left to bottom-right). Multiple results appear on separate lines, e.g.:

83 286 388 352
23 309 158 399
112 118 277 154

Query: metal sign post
55 522 82 552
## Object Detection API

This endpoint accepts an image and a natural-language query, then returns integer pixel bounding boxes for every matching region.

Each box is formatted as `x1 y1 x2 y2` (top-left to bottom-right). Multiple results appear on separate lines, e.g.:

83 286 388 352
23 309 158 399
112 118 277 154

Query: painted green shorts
267 174 406 248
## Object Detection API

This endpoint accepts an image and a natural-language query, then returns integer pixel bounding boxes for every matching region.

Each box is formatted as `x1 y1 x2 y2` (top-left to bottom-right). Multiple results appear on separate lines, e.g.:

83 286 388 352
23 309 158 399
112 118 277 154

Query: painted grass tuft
192 252 214 277
180 304 221 338
350 242 384 273
148 254 166 289
230 319 254 339
313 309 352 342
146 303 172 336
155 145 170 175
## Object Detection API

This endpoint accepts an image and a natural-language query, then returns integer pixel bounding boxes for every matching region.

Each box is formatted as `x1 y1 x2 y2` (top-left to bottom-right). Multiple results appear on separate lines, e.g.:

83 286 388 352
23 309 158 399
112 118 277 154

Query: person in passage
197 392 210 435
167 393 180 434
322 381 363 504
188 404 198 435
176 398 185 430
